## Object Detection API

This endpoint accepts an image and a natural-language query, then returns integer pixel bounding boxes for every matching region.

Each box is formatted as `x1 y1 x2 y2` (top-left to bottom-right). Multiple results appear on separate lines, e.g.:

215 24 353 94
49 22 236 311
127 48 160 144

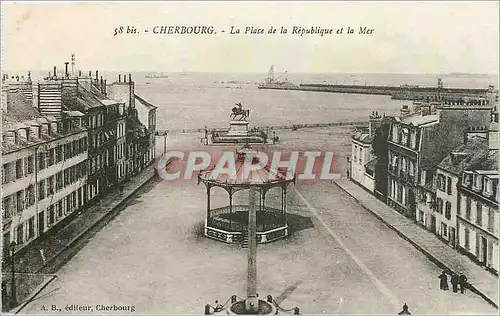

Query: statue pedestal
227 120 249 136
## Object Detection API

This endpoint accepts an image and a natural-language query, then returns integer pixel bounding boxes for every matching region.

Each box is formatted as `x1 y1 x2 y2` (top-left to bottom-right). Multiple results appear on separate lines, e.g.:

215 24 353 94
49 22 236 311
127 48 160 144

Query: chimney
89 70 92 77
118 74 121 83
79 70 82 76
123 74 127 83
129 73 132 84
53 66 57 79
104 79 107 96
100 76 104 93
400 104 410 116
16 76 19 82
65 62 69 78
95 70 99 81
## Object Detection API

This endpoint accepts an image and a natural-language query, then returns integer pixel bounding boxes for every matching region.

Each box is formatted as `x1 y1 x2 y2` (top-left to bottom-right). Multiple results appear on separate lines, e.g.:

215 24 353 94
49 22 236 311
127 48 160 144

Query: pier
258 83 496 101
155 120 368 135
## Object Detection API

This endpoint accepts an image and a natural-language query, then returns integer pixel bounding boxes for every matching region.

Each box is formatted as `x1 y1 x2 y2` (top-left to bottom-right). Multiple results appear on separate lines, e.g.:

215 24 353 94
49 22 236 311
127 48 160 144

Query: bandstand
198 148 295 245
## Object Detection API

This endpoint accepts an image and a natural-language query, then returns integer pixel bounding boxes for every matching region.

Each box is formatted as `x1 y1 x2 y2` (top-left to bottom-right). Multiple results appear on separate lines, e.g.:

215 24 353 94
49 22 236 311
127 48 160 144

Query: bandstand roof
198 153 295 188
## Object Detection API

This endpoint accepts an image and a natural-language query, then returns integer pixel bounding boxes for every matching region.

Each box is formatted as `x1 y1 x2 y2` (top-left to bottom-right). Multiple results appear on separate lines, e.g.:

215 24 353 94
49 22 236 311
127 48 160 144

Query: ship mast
266 65 275 84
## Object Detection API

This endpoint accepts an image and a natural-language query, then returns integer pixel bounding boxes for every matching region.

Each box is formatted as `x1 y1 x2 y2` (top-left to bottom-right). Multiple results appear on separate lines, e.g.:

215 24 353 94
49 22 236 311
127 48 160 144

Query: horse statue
230 102 250 121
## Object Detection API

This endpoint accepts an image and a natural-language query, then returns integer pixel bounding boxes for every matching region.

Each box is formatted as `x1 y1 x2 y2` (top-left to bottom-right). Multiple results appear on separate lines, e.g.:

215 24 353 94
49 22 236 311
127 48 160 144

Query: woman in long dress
439 271 449 291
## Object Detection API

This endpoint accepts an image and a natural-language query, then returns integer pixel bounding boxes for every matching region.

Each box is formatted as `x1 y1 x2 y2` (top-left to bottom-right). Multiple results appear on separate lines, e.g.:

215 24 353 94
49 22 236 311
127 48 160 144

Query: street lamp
163 130 169 154
10 241 17 308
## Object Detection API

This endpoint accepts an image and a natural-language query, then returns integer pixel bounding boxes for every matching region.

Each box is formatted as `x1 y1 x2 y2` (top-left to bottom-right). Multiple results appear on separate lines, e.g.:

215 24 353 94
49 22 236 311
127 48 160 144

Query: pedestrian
459 273 468 294
398 303 411 315
214 300 223 312
438 270 449 291
450 273 459 293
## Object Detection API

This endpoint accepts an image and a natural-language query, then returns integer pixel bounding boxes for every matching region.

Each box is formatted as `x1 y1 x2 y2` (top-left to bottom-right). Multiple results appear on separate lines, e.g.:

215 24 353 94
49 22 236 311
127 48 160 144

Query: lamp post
10 241 17 308
163 130 169 154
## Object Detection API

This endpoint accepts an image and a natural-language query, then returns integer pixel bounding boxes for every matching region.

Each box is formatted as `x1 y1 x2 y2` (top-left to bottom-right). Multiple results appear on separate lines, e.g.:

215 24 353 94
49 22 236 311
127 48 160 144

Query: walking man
438 271 449 291
459 273 468 294
450 273 459 293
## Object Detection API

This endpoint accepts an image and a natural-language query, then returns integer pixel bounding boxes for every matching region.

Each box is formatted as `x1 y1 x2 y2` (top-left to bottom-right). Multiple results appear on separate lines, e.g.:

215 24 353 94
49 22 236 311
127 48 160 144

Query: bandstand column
283 186 287 224
206 184 211 219
229 187 233 230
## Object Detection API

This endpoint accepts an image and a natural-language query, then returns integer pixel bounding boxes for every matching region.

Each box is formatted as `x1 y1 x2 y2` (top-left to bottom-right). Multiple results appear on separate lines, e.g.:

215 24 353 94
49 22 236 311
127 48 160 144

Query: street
21 176 496 314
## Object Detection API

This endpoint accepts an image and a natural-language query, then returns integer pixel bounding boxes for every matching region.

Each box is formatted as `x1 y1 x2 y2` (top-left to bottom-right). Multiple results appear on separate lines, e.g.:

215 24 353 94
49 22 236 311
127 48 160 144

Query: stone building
2 87 87 257
387 100 492 220
350 111 383 192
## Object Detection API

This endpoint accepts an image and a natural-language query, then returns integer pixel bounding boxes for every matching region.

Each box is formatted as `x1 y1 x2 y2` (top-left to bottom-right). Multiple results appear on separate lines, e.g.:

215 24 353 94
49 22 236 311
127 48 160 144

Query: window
464 228 470 249
410 131 417 149
16 190 24 213
445 201 451 220
437 174 446 191
436 198 443 214
16 223 24 244
2 196 13 219
48 205 55 226
476 203 483 226
473 174 482 190
38 180 45 201
47 176 55 196
447 177 452 195
465 197 471 220
484 178 492 195
56 172 63 191
462 173 471 186
15 159 23 179
38 152 46 170
488 208 495 232
56 145 63 163
66 196 72 214
441 223 448 237
27 155 34 174
47 148 55 166
58 200 63 217
28 217 34 239
25 185 35 206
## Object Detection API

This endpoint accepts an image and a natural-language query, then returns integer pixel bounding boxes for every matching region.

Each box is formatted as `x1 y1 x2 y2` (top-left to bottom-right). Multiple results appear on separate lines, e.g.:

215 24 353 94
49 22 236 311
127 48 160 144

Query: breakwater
156 120 368 134
258 83 492 101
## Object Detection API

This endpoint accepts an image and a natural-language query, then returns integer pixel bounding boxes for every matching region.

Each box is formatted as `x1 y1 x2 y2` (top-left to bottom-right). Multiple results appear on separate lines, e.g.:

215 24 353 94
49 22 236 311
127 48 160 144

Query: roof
101 99 121 106
64 85 104 112
399 113 439 127
469 150 498 171
352 133 373 144
437 137 489 175
135 94 158 110
3 90 40 120
64 110 85 117
198 151 294 187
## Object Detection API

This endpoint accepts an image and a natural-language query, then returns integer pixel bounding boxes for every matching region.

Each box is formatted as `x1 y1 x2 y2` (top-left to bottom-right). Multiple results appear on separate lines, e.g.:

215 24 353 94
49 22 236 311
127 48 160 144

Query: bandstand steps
242 232 249 248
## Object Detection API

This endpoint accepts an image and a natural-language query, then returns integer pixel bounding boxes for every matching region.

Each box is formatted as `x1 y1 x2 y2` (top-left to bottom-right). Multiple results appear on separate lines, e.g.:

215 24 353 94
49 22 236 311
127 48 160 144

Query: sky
1 1 499 74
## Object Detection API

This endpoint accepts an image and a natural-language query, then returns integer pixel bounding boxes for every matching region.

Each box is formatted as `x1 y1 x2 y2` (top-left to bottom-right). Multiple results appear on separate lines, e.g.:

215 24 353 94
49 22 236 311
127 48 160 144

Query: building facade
2 88 87 257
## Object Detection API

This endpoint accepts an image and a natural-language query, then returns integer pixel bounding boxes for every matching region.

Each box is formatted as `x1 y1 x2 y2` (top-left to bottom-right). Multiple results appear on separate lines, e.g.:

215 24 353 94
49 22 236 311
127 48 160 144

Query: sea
130 72 498 131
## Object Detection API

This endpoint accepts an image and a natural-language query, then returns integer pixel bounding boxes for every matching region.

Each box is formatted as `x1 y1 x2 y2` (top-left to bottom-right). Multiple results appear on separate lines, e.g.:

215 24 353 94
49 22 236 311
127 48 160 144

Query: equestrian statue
230 102 250 121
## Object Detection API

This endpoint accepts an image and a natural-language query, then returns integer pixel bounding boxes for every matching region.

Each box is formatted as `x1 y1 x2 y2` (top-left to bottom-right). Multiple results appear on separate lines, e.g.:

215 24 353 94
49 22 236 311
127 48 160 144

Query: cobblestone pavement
334 178 499 308
20 177 496 314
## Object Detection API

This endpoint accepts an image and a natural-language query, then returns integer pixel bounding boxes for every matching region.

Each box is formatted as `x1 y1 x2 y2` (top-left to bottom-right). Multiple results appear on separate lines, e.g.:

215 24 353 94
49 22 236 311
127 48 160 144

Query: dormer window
401 128 409 145
473 174 482 191
484 177 492 196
